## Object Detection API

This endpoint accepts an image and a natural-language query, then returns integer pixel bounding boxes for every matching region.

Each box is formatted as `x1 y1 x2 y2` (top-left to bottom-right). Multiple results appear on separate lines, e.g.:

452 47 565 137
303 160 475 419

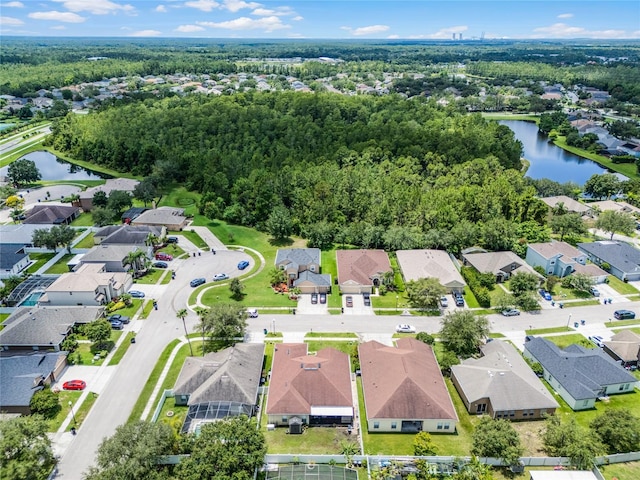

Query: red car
62 380 86 391
155 252 173 261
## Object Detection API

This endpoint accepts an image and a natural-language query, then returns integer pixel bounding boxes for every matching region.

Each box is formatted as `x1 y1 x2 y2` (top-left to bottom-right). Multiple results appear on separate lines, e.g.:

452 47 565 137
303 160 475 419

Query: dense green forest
48 91 552 253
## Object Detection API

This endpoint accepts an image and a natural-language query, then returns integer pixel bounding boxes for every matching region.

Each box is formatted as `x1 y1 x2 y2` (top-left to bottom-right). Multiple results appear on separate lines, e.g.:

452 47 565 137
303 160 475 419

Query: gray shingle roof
0 306 103 348
0 352 65 408
451 341 558 412
173 343 264 406
275 248 321 270
294 270 332 287
0 244 29 270
81 244 145 263
525 337 636 400
23 205 79 224
577 241 640 276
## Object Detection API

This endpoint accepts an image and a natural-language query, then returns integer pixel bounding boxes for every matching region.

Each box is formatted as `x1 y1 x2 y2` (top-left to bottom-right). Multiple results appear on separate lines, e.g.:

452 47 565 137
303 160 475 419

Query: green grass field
606 275 640 295
44 254 75 274
74 232 95 249
25 252 56 274
544 333 594 350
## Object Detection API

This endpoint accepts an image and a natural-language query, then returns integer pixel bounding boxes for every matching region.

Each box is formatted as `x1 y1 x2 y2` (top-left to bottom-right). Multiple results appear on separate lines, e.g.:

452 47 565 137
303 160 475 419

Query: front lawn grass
550 284 591 301
564 299 600 308
128 339 180 423
606 319 640 328
305 332 358 338
46 390 82 432
70 212 95 227
44 254 75 274
462 286 481 309
68 392 99 432
599 461 640 480
526 326 571 335
133 268 166 285
177 230 208 249
25 252 55 273
108 332 136 366
304 340 357 357
606 275 640 295
138 300 155 319
74 232 95 249
544 333 594 350
108 299 143 319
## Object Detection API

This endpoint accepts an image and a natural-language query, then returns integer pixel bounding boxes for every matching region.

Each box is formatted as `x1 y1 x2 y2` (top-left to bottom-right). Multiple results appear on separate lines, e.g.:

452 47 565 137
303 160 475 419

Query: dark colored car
128 290 145 298
319 293 327 304
62 380 86 391
363 293 371 306
345 296 353 307
311 293 318 304
153 261 168 269
237 260 250 270
190 277 206 287
108 314 130 324
614 309 636 320
110 319 124 330
167 236 179 243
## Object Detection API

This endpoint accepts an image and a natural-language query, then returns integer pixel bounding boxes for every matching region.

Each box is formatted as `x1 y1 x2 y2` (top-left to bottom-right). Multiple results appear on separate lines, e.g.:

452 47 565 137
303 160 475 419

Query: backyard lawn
74 232 95 249
599 462 640 480
607 275 640 295
25 252 55 274
44 254 75 274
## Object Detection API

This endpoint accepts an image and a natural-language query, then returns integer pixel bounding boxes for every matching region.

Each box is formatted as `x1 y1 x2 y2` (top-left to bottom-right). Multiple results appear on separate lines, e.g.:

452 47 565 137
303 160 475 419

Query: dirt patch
512 420 547 456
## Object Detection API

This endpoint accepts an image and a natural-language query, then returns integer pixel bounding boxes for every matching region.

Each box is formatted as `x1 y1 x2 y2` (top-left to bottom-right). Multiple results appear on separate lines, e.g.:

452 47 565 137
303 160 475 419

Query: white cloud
198 15 289 32
156 5 167 12
223 0 260 12
557 13 573 19
292 15 302 21
252 6 294 17
28 11 86 23
351 24 390 36
0 15 24 25
532 23 627 39
175 24 205 32
2 2 25 7
53 0 135 15
426 25 468 39
387 34 399 39
185 0 219 11
130 29 162 36
51 25 66 29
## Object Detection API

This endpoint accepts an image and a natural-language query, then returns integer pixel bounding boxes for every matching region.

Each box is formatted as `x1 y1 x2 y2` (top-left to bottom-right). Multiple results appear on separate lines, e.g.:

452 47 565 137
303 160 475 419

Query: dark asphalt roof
0 352 64 408
577 241 640 275
0 243 28 270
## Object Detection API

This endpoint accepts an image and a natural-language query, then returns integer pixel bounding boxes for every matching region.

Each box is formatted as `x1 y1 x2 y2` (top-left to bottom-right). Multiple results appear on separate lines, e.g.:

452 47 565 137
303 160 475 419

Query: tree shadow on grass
268 237 294 247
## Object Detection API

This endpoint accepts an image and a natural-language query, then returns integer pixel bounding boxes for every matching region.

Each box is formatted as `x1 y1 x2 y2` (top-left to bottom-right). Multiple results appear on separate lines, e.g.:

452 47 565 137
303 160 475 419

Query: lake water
0 150 107 181
500 120 610 185
0 123 15 131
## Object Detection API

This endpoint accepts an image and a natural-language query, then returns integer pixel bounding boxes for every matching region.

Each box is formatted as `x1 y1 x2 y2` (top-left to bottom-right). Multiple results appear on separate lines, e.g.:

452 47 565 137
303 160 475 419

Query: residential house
526 241 608 282
0 306 103 352
79 178 139 211
130 207 188 231
603 330 640 368
94 224 165 246
577 241 640 282
0 352 67 414
588 200 640 216
359 338 458 433
0 243 30 279
38 263 132 306
266 344 353 428
23 204 80 225
121 207 148 224
539 196 591 216
0 223 54 245
274 248 331 293
451 340 558 420
462 251 543 283
524 337 637 410
396 249 466 294
78 244 152 273
336 249 392 294
173 343 265 434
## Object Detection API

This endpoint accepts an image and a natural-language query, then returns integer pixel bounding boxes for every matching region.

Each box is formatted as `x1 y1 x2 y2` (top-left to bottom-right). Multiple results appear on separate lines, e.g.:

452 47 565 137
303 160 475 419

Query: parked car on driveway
589 335 605 347
190 277 206 288
311 293 318 304
589 287 600 297
108 314 130 324
237 260 250 270
319 293 327 304
155 252 173 261
345 296 353 307
501 308 521 317
363 293 371 306
614 309 635 320
166 236 179 243
153 261 168 269
62 379 86 391
213 273 229 281
453 292 464 307
396 324 416 333
110 319 123 330
539 289 552 301
128 290 145 298
439 296 448 308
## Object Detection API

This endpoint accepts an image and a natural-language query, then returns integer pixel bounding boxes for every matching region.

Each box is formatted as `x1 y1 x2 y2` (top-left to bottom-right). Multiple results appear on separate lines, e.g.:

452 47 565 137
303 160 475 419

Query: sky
0 0 639 40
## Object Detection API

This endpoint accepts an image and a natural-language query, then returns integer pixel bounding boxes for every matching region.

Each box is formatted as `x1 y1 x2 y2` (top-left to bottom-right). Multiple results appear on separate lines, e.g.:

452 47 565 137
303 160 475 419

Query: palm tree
194 307 209 356
177 308 193 356
125 249 148 276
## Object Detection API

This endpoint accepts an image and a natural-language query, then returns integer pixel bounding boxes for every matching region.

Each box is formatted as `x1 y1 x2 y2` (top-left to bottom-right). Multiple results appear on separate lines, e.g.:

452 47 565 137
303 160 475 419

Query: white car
247 308 258 318
589 335 604 348
396 324 416 333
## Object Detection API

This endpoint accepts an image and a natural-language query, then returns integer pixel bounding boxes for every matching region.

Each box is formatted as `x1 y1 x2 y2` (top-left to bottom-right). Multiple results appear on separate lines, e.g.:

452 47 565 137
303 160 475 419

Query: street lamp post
567 313 572 328
68 401 77 424
272 319 276 335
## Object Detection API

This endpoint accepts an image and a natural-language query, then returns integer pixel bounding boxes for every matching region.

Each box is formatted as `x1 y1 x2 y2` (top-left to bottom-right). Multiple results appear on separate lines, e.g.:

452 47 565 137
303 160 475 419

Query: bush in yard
29 389 60 419
473 286 491 308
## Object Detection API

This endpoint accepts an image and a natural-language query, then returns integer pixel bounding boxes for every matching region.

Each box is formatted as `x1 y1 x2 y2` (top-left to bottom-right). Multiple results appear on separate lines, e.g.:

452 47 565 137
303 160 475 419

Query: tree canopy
440 310 489 358
7 158 41 187
0 415 55 480
471 417 523 466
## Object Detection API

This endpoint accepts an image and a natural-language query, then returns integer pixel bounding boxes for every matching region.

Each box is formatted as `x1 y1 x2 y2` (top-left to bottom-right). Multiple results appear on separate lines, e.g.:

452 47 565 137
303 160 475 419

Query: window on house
522 411 528 417
509 411 515 417
444 424 450 430
373 422 379 429
624 384 630 390
391 422 397 429
437 423 443 430
582 400 589 407
619 384 625 391
281 417 288 422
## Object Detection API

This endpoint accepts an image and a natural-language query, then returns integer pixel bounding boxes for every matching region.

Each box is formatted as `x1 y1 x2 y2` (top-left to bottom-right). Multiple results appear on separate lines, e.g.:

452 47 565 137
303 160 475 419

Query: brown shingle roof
336 249 391 286
266 344 353 415
604 330 640 363
359 338 457 421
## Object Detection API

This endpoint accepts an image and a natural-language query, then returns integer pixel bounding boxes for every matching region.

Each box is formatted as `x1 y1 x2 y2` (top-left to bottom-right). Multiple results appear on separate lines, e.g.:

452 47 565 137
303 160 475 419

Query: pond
500 120 613 185
0 123 15 131
0 150 108 181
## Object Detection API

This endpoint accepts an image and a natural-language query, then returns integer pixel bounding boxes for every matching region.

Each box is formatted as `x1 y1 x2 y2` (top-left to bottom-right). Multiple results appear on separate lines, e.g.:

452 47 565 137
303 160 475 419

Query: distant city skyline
1 0 639 40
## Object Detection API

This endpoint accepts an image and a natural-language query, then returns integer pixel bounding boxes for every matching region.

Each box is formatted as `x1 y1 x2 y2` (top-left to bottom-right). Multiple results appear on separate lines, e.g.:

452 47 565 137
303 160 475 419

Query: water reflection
500 120 610 185
0 150 109 181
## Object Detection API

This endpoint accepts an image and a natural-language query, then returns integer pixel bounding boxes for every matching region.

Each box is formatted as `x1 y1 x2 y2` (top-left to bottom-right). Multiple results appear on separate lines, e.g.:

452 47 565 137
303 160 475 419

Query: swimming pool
19 290 44 307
